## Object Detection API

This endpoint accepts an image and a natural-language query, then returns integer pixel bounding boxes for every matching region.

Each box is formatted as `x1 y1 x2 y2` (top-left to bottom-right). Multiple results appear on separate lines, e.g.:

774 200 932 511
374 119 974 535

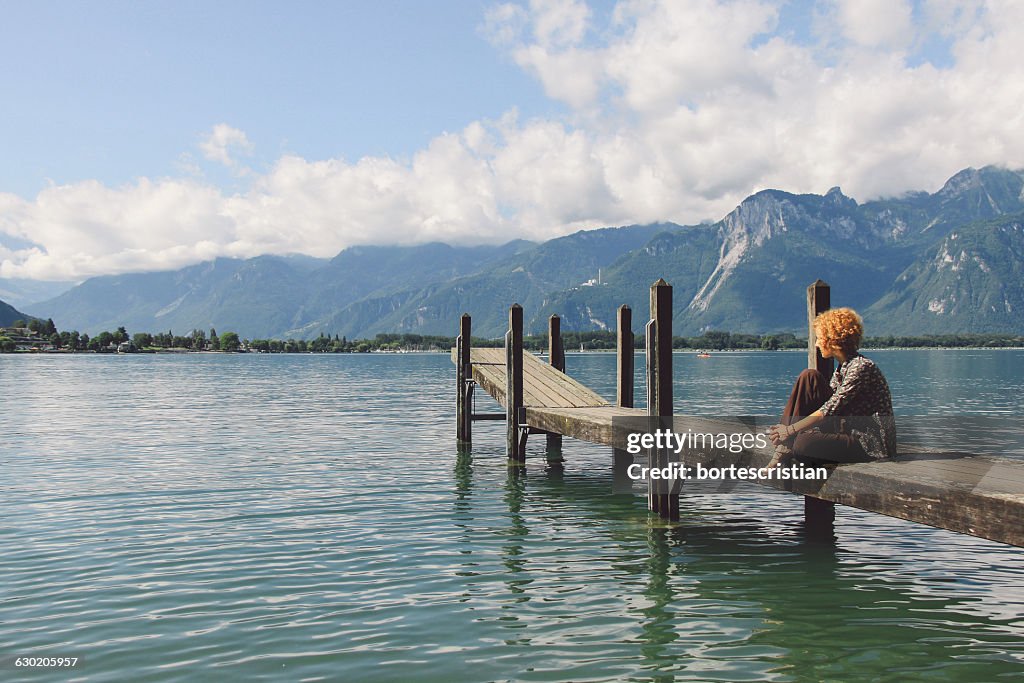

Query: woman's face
816 336 837 358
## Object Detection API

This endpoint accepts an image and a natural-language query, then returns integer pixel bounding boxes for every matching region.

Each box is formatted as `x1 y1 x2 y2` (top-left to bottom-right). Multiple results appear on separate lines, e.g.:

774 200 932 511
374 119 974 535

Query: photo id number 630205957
11 656 81 668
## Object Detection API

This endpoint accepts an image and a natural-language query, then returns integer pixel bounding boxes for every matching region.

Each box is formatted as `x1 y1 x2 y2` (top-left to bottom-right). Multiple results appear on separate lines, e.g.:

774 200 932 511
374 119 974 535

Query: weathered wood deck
453 346 622 410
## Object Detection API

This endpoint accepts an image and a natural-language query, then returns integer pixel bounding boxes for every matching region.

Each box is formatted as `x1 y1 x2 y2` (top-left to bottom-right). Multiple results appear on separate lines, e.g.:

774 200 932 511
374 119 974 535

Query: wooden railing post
456 313 472 445
647 279 677 520
650 280 673 418
807 280 834 381
805 280 835 536
506 304 525 464
617 305 633 409
645 318 659 513
546 314 564 454
612 305 634 490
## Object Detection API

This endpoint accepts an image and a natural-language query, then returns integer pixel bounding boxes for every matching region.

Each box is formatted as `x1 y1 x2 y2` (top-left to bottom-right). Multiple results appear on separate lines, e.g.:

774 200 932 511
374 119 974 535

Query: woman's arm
768 410 825 445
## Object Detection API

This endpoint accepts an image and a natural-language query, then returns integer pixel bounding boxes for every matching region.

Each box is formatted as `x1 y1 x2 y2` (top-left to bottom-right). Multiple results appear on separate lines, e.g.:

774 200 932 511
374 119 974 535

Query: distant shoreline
5 345 1024 356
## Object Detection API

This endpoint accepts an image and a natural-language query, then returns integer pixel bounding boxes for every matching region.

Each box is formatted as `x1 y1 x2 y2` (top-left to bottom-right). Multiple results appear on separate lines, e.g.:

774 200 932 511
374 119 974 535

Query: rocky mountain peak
936 165 1024 202
937 167 984 198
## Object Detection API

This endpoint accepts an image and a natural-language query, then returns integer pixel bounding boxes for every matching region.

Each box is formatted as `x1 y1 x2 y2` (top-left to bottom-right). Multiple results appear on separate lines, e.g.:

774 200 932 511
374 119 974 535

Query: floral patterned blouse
819 353 897 459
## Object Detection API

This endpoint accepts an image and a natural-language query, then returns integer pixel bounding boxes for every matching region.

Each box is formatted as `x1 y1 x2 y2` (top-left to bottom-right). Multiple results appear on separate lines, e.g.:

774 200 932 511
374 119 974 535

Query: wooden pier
453 280 1024 548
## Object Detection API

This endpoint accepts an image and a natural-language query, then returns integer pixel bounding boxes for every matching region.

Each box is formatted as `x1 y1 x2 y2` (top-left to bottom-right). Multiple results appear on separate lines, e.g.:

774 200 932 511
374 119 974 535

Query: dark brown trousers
781 369 870 464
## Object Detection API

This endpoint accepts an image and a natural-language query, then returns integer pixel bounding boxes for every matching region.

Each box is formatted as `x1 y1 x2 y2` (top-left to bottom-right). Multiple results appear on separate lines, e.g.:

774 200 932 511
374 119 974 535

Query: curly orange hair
814 307 863 354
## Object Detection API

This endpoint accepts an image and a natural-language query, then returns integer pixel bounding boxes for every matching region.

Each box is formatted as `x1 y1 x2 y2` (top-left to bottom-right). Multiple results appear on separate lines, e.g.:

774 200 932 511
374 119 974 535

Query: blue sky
1 1 1021 282
0 1 561 196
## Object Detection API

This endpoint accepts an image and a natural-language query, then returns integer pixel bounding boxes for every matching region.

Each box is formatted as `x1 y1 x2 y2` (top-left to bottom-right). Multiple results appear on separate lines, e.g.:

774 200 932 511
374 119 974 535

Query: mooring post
506 304 526 464
612 305 634 490
647 279 677 520
807 280 834 381
457 313 472 445
546 314 564 456
805 280 835 536
645 318 659 512
617 305 634 409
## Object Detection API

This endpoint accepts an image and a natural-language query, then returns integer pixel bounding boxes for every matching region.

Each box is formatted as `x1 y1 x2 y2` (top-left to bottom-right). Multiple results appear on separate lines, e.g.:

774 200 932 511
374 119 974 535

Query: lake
2 350 1023 681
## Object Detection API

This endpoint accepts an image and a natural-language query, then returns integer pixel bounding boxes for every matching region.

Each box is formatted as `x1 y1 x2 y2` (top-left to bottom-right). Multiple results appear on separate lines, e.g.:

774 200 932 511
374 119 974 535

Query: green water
2 351 1022 681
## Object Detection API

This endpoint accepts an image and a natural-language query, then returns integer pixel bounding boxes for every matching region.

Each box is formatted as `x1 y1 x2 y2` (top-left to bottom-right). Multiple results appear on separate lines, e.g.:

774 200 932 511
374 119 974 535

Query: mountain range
18 165 1024 339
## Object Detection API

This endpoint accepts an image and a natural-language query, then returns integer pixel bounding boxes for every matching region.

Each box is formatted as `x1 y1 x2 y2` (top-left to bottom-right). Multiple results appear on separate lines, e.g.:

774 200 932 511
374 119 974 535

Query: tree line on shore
3 319 1023 354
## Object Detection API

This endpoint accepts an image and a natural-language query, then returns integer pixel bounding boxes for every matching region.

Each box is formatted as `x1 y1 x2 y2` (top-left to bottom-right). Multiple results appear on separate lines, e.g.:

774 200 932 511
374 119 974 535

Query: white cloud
4 0 1024 281
198 123 254 167
836 0 914 49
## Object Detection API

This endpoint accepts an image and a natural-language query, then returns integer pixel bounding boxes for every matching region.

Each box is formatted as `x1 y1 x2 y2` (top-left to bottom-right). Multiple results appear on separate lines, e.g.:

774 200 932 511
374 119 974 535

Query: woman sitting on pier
768 308 896 467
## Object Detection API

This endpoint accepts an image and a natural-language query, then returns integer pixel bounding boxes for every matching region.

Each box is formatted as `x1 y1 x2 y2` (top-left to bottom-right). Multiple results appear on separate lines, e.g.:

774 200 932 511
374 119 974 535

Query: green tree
133 332 153 349
220 331 240 352
0 336 15 353
209 328 220 351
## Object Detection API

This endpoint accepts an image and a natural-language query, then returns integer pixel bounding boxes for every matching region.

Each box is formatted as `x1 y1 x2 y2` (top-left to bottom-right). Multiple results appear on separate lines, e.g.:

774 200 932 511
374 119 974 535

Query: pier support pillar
805 281 835 537
617 305 634 409
804 496 836 540
613 305 634 483
647 279 678 521
807 280 835 381
546 314 564 459
506 304 526 465
456 313 472 445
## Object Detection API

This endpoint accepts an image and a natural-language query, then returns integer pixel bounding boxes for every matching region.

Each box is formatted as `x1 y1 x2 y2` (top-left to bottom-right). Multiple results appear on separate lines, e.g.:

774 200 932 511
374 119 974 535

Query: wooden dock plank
520 351 608 407
453 347 608 409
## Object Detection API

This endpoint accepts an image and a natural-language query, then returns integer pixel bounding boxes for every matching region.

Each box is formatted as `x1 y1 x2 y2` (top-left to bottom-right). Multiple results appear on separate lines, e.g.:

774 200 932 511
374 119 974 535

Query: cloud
836 0 914 49
198 124 254 167
4 0 1024 281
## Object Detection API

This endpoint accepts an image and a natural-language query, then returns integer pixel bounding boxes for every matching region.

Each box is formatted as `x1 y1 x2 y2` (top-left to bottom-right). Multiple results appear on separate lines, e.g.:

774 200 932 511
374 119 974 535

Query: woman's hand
768 423 795 446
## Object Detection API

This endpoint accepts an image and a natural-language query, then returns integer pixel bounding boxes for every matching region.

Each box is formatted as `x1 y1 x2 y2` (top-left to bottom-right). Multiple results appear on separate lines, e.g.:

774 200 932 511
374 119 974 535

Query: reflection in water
501 470 531 609
639 527 676 673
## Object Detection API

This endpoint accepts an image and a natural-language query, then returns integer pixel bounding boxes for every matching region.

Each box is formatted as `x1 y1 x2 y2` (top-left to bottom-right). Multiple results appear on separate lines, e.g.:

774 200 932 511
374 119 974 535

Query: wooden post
807 280 834 381
506 304 525 464
645 318 660 514
647 279 677 520
546 315 564 454
612 305 634 487
456 313 472 445
548 314 565 372
650 280 673 418
805 280 835 537
617 305 633 409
